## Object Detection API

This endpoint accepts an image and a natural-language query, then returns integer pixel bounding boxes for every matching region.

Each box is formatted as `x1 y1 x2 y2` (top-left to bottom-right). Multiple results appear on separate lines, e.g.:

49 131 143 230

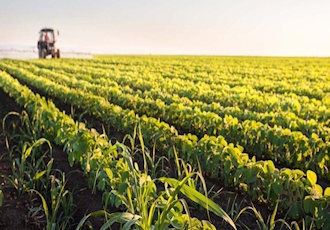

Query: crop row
60 56 330 100
57 57 330 103
23 60 330 138
3 61 330 179
0 70 232 229
30 59 330 124
1 65 330 227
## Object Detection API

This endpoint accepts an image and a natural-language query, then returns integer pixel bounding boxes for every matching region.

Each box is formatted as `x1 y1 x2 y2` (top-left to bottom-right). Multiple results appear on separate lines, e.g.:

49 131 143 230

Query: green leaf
266 160 275 174
115 196 122 208
68 151 74 166
75 211 140 230
324 187 330 196
139 174 151 186
118 183 128 194
202 220 217 230
33 170 46 180
307 170 317 186
171 215 185 229
101 213 140 230
104 168 113 180
0 190 3 207
30 189 49 223
173 201 183 213
272 181 283 195
159 177 236 230
122 217 140 230
313 184 323 198
293 169 305 178
23 138 51 160
269 201 279 230
303 196 314 214
288 202 300 218
246 174 257 184
121 171 129 183
224 160 231 174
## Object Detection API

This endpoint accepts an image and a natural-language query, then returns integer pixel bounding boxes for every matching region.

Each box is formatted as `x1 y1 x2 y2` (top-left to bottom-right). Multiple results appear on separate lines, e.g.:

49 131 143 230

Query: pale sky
1 0 330 56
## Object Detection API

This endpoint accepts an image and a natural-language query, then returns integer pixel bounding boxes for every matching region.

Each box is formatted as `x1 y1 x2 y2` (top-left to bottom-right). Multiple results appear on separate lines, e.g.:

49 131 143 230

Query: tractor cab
37 28 60 59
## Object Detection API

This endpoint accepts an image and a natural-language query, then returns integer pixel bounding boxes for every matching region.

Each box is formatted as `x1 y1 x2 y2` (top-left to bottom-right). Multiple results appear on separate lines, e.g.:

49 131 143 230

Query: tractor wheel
56 49 60 59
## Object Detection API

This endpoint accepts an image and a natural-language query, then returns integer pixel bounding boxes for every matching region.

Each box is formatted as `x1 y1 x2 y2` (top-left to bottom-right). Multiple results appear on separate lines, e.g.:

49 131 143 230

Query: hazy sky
1 0 330 56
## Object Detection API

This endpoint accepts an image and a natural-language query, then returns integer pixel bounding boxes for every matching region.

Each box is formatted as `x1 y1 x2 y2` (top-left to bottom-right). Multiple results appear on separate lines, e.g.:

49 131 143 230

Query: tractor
37 28 60 59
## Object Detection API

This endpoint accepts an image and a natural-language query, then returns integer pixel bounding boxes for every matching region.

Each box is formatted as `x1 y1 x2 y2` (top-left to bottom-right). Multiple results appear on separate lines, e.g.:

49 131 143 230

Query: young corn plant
233 201 309 230
29 170 75 230
2 111 53 196
77 142 236 229
123 123 170 179
286 219 316 230
2 110 44 147
7 138 52 196
219 193 249 229
2 111 23 156
122 128 234 229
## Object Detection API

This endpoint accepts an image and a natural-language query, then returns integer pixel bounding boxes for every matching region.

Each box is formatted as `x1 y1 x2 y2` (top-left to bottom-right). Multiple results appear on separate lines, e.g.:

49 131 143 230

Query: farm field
0 55 330 229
